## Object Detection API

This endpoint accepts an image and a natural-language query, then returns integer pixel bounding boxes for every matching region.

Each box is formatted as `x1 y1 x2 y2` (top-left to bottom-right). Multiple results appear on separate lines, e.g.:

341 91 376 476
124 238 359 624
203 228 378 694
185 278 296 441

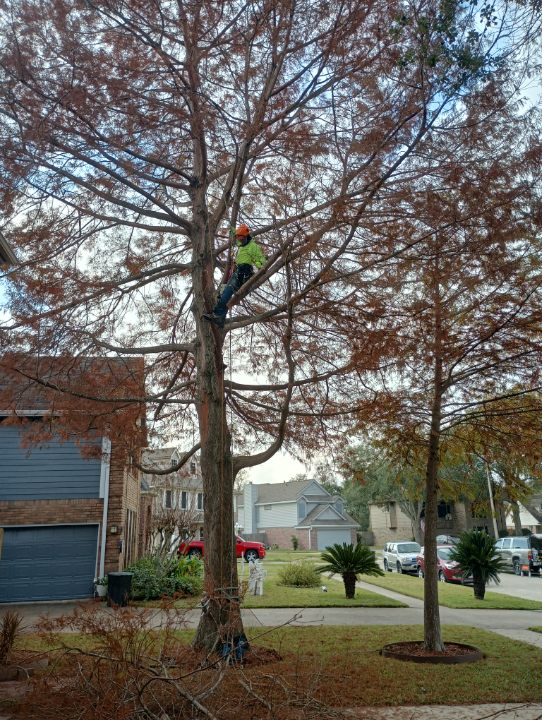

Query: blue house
0 357 145 603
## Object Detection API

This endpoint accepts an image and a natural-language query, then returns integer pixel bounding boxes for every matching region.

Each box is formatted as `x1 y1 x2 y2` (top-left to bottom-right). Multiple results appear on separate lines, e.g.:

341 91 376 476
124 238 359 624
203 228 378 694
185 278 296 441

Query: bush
126 554 203 600
277 561 320 588
291 535 299 550
0 611 22 665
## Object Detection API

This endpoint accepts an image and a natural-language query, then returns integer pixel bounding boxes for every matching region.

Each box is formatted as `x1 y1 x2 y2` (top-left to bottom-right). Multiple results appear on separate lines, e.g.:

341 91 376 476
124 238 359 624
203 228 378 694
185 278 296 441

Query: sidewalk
5 581 542 649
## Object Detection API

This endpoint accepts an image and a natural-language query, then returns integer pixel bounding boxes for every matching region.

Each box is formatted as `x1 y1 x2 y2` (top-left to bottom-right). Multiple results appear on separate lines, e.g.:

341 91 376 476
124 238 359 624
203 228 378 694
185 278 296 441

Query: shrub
291 535 299 550
317 543 383 599
277 561 320 588
126 554 203 600
0 611 22 665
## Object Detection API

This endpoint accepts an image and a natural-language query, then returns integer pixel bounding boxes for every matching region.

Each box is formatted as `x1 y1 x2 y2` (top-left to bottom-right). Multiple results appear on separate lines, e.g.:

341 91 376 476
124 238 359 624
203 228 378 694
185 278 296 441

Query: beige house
369 499 495 548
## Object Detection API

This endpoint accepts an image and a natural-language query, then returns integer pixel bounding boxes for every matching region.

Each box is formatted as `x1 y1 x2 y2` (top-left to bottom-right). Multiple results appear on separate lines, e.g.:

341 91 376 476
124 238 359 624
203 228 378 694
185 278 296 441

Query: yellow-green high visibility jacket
235 238 267 269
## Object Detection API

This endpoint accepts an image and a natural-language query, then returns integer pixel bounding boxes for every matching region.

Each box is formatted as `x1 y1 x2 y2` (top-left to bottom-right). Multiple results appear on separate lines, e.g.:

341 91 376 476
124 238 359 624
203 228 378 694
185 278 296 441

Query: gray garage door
317 529 352 551
0 525 98 602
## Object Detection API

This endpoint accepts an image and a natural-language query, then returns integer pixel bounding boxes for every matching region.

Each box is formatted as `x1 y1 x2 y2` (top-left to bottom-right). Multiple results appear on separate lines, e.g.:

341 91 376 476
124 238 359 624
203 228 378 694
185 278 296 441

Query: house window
165 490 172 509
190 461 196 473
197 492 204 510
437 501 452 518
181 491 187 509
298 499 306 519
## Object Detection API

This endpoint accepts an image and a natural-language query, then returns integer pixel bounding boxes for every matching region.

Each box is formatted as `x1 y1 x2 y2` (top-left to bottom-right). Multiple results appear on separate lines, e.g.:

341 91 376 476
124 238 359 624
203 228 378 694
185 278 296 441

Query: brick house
235 479 359 550
0 357 145 603
141 447 204 548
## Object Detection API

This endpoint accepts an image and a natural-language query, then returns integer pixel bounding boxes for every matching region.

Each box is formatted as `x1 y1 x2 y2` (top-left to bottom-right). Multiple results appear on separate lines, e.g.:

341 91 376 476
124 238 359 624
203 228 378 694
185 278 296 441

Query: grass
162 560 407 609
241 563 405 608
529 626 542 633
14 624 542 707
254 624 542 706
264 549 322 563
361 572 542 610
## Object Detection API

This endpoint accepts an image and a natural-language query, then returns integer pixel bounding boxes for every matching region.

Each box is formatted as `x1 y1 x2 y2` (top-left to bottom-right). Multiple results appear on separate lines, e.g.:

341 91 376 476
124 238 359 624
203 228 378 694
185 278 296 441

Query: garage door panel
317 530 352 551
0 526 98 602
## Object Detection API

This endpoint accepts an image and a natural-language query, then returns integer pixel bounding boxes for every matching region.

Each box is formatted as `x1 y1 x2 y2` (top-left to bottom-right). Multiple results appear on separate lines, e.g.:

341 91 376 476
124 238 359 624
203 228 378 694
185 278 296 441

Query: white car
383 541 421 574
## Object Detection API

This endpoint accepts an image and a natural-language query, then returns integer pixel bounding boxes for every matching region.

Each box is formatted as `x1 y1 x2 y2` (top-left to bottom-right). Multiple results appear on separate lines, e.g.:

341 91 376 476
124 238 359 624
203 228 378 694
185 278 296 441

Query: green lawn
529 626 542 633
168 560 407 609
361 572 542 610
253 624 542 706
263 549 322 563
240 564 405 608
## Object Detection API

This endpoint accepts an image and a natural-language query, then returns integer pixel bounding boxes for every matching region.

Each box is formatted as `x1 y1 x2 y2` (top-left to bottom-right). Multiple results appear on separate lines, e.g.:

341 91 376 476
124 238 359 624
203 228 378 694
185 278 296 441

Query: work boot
203 312 225 328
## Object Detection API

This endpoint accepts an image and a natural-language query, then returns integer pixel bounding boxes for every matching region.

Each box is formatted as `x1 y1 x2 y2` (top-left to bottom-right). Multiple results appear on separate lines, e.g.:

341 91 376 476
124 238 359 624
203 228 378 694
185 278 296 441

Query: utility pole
485 461 500 539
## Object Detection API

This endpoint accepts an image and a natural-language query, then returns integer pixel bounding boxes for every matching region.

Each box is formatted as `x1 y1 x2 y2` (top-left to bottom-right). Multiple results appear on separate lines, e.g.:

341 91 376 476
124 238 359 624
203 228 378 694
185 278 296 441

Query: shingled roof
0 355 145 415
254 480 328 504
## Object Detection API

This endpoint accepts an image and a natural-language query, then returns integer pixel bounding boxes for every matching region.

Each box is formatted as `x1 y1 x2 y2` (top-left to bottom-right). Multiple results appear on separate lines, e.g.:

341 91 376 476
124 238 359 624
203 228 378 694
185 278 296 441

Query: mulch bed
381 641 483 664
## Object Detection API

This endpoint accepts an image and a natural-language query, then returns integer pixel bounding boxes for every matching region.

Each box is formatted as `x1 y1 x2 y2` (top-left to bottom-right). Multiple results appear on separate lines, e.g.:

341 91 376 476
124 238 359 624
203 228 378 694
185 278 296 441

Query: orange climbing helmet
235 223 250 237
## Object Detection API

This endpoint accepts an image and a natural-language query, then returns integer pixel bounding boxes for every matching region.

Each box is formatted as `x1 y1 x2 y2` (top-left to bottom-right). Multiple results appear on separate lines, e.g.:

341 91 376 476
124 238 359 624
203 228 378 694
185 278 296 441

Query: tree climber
203 224 267 328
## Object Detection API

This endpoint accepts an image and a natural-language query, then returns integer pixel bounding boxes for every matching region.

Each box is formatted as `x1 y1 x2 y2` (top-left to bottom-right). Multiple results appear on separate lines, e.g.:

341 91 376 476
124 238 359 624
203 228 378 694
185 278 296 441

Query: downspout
99 437 112 578
308 526 311 551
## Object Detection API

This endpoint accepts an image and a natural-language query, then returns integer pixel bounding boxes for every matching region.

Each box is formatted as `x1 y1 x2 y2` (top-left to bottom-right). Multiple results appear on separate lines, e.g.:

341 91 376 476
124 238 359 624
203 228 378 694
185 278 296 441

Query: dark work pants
214 264 254 318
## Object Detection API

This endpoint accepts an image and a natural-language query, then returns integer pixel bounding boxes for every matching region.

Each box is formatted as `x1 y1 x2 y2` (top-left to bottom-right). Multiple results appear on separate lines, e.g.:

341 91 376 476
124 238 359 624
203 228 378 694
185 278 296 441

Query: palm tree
317 543 384 599
449 530 506 600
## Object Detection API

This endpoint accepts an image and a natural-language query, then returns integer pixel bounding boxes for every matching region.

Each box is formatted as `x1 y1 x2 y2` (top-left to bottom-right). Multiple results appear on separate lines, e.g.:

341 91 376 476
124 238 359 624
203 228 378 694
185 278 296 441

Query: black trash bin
107 572 133 607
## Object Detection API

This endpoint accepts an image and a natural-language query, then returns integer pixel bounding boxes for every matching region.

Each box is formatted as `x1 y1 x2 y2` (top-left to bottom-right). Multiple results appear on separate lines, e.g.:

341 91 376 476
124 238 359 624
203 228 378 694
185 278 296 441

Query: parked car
178 535 266 562
383 541 421 574
494 535 542 576
435 534 460 545
417 545 472 583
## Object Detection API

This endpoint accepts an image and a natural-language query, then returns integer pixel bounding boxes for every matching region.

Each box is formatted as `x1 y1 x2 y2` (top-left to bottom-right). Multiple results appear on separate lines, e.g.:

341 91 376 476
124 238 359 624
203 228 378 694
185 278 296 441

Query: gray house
235 479 359 550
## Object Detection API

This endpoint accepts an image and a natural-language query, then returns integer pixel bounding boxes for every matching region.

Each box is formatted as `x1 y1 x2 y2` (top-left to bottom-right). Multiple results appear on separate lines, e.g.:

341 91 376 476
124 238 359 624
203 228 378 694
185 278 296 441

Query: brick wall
0 498 103 525
263 527 311 550
104 449 141 573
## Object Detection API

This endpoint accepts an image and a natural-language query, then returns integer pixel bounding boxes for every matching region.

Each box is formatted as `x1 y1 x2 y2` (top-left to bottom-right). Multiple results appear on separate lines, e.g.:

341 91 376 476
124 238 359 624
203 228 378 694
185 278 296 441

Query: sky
246 450 307 485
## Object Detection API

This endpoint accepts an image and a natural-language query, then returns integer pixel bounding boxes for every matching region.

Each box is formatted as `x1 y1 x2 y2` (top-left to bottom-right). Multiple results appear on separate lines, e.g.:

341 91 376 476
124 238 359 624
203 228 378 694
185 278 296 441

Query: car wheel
188 548 202 558
417 566 424 579
438 570 446 583
396 562 403 574
244 549 259 562
513 560 522 576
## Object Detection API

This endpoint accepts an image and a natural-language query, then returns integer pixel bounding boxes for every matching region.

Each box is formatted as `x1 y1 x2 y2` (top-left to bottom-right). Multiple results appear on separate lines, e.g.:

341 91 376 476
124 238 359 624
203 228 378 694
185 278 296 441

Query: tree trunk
524 501 542 526
343 572 357 599
511 500 523 535
472 572 486 600
423 254 445 653
190 188 244 651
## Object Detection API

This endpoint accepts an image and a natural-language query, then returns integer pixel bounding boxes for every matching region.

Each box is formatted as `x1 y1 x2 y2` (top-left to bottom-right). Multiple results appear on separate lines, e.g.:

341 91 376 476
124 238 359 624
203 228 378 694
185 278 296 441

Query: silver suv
383 541 421 574
494 535 542 576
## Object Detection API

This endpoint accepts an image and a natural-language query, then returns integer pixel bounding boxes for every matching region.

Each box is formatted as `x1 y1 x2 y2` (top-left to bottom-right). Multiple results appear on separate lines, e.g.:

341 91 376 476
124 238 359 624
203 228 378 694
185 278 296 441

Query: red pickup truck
178 535 266 562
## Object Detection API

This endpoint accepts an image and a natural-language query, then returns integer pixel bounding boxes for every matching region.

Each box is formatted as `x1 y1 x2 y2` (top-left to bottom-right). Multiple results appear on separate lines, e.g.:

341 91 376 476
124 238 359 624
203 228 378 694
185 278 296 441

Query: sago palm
317 543 384 599
449 530 506 600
